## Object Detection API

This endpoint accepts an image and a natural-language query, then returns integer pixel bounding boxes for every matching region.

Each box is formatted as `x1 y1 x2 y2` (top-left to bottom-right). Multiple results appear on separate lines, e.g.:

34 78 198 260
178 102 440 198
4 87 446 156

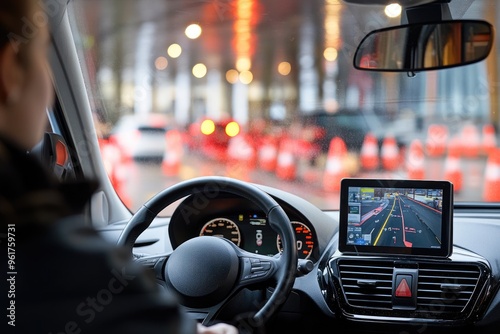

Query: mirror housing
354 20 494 72
31 132 75 181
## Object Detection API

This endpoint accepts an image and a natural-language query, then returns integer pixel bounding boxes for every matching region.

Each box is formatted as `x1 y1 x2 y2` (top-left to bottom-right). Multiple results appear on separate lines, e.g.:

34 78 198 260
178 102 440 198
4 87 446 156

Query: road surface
348 195 442 249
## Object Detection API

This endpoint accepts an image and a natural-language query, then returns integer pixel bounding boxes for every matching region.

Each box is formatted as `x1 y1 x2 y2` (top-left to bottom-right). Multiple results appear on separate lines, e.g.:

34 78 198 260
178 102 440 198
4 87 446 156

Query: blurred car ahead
187 118 241 161
108 113 170 162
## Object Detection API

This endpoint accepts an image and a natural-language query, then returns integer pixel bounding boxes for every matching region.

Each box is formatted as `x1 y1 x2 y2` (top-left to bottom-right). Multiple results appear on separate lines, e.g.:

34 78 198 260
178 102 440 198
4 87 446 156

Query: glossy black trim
338 178 453 258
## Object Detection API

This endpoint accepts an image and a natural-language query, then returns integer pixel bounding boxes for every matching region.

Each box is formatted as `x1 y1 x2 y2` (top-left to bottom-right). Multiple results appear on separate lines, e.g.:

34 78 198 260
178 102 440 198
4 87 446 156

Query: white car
108 114 170 161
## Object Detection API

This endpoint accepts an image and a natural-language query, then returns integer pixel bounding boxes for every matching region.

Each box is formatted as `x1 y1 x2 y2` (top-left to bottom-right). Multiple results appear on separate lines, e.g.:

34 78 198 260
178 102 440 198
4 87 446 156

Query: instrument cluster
199 214 315 259
169 195 319 261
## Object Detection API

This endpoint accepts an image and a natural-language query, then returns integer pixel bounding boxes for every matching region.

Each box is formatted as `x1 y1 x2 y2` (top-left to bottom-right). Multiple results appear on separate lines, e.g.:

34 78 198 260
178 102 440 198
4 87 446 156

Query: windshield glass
67 0 500 212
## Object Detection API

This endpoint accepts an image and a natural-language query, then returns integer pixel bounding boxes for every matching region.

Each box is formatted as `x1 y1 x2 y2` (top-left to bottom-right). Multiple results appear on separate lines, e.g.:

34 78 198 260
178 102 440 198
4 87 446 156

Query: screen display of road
347 187 442 247
339 179 453 258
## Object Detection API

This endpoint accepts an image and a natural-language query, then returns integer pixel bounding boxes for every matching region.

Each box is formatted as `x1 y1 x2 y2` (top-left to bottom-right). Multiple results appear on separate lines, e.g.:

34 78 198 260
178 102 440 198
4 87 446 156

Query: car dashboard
96 182 500 334
135 183 500 334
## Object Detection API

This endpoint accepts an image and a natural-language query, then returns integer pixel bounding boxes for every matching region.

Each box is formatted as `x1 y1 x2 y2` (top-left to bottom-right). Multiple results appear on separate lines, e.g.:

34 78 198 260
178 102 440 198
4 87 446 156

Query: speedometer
276 221 314 259
200 218 241 246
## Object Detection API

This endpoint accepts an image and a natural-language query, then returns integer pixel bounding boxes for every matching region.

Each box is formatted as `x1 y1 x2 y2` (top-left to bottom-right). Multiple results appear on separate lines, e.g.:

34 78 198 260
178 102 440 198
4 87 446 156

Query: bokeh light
185 23 202 39
154 56 168 70
384 3 402 18
192 63 207 78
225 121 240 137
324 47 338 62
167 44 182 58
201 119 215 135
239 70 253 84
278 62 291 76
226 69 239 84
236 57 252 72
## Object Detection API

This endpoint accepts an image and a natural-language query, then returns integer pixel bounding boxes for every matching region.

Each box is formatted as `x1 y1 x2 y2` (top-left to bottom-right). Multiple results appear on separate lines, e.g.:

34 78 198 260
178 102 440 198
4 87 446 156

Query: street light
226 69 239 84
278 62 291 76
193 63 208 78
324 47 338 62
185 23 202 39
167 43 182 58
384 3 402 18
239 70 253 84
154 56 168 70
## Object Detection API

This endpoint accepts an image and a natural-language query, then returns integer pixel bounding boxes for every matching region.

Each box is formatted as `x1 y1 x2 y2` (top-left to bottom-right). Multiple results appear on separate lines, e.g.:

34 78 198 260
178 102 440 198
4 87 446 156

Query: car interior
32 0 500 333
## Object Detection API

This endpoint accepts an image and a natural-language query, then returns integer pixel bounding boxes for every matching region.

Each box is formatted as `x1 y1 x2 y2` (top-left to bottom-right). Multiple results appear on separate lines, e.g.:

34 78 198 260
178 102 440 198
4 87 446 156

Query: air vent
417 262 480 314
332 258 488 321
338 259 394 309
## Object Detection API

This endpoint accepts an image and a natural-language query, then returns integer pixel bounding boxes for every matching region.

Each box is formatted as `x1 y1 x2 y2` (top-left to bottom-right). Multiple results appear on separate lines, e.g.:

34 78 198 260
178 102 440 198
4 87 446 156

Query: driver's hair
0 0 40 62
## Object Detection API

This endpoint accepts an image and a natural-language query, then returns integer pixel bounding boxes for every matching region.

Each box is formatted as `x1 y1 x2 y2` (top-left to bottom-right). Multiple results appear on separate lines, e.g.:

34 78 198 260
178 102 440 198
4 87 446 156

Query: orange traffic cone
483 148 500 202
323 137 349 192
110 147 134 208
381 135 400 171
406 139 425 179
425 124 448 157
258 135 278 172
360 132 379 170
461 124 480 158
227 134 256 180
162 129 184 177
443 137 463 192
482 124 497 157
100 138 133 207
275 138 296 180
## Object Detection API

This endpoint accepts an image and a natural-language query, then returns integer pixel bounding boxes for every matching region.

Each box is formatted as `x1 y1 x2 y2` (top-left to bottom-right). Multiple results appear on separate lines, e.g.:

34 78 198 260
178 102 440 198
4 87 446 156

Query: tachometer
200 218 241 246
277 221 314 259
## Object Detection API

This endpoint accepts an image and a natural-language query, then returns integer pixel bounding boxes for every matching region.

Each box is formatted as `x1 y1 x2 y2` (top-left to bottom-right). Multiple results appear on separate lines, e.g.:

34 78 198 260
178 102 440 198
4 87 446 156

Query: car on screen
28 0 500 333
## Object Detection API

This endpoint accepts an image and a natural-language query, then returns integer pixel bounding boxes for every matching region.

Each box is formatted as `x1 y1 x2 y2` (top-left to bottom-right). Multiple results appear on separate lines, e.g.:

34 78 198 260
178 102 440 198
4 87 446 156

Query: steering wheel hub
165 236 239 307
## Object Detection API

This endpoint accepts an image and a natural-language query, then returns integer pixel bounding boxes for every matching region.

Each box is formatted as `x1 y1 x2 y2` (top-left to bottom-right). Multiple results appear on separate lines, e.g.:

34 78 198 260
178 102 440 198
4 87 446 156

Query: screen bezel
338 178 453 258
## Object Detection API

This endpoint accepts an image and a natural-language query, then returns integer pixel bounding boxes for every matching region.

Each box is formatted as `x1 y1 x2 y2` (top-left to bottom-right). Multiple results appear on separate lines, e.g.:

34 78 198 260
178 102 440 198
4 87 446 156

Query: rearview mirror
354 20 494 72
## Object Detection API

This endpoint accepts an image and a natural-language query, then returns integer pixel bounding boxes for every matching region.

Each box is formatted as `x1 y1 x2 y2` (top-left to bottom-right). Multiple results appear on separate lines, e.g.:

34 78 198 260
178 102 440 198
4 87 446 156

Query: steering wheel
116 176 298 330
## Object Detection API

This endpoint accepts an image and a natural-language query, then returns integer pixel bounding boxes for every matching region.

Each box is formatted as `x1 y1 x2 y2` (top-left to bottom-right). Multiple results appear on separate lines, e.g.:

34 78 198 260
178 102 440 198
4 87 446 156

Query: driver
0 1 238 333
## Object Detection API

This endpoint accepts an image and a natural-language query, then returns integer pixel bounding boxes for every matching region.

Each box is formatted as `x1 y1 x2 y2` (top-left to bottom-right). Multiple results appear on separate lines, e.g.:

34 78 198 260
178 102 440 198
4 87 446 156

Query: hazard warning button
395 275 412 298
392 270 417 309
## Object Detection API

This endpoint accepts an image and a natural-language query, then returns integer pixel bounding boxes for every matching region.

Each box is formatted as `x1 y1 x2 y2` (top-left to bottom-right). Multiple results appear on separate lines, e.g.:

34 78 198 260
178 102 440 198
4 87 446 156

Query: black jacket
0 137 196 333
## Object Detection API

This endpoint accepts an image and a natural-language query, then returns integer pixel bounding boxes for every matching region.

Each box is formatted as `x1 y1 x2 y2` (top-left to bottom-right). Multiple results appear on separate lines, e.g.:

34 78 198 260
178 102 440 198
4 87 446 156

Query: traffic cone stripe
258 137 278 172
323 137 349 192
260 145 277 160
485 164 500 180
276 138 296 180
483 148 500 202
326 157 342 173
482 124 497 156
278 151 294 165
426 124 448 157
461 124 481 158
162 129 184 176
406 139 425 179
381 135 400 171
360 133 379 170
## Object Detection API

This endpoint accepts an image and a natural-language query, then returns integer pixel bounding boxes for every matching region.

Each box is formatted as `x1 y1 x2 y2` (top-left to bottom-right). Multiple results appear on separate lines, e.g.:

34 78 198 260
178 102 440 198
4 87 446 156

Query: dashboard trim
325 251 493 325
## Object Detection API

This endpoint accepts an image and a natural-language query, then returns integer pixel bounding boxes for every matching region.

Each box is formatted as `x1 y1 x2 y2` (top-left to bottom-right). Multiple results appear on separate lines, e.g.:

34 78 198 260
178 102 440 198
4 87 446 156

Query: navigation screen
339 179 453 257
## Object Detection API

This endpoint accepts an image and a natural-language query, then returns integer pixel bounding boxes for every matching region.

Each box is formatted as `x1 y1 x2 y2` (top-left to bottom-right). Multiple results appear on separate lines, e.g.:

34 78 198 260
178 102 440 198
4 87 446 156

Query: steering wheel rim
116 176 298 327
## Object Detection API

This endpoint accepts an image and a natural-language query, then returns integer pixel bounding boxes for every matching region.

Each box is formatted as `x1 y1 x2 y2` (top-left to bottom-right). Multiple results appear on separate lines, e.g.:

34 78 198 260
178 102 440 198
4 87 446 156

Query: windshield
67 0 500 212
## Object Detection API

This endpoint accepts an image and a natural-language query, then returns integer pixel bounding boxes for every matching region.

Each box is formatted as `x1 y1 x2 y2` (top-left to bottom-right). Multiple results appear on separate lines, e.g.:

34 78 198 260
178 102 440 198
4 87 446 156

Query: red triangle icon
395 278 412 298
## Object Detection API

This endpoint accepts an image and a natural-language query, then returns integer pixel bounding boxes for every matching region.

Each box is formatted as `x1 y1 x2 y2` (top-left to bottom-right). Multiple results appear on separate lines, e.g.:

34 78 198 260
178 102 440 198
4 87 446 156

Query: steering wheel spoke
134 253 171 280
238 252 279 285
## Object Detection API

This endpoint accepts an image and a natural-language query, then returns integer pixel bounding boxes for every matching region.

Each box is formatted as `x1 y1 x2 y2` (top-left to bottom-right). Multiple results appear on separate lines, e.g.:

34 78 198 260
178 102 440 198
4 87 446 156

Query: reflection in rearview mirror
354 20 494 72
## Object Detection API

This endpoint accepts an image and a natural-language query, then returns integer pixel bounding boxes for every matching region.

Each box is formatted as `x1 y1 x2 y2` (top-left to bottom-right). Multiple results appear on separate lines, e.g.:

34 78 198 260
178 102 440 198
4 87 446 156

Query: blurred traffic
98 116 499 212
